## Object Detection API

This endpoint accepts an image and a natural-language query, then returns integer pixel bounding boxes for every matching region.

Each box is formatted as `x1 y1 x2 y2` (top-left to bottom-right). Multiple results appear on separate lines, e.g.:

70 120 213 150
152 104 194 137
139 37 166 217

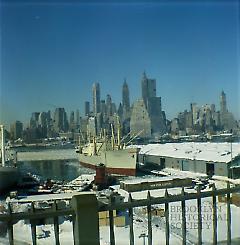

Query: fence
0 183 240 245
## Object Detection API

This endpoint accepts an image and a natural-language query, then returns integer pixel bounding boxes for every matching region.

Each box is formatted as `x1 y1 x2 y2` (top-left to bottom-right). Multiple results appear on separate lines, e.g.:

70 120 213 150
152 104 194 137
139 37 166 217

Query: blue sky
1 0 239 126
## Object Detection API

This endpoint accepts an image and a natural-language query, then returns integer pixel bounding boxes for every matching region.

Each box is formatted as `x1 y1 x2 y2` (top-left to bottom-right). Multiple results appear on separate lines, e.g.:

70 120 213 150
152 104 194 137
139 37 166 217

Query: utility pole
1 125 5 167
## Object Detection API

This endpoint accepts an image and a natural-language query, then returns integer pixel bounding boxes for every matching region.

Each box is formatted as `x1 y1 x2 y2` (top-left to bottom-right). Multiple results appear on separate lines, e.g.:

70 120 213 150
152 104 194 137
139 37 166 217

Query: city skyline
1 0 239 126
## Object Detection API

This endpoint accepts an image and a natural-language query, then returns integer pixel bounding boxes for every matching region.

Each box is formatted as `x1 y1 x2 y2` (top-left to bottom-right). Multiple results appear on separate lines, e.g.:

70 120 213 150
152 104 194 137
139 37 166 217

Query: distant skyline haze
0 0 239 126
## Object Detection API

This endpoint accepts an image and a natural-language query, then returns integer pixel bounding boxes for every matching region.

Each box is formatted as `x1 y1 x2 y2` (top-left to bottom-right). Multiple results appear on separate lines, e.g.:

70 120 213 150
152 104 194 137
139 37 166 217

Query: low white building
139 142 240 178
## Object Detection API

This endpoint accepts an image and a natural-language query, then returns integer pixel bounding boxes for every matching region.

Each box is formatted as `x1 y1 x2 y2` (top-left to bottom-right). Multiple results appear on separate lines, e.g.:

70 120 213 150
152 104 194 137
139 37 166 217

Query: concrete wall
214 162 228 177
194 160 207 174
165 157 180 170
139 153 230 177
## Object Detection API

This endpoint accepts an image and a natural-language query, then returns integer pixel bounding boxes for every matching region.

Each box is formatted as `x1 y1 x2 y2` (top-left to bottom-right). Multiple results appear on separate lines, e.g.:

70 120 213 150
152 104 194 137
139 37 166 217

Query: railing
0 183 240 245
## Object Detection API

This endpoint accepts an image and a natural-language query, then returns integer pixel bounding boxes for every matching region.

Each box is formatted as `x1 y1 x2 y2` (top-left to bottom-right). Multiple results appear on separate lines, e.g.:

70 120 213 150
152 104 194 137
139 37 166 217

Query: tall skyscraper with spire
92 82 100 115
122 79 130 111
219 90 237 131
220 90 228 128
121 79 131 134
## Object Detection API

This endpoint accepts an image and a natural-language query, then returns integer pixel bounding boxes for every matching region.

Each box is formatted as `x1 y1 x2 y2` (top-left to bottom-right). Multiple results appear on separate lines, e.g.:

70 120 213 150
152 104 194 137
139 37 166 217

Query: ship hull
79 147 139 176
0 167 19 193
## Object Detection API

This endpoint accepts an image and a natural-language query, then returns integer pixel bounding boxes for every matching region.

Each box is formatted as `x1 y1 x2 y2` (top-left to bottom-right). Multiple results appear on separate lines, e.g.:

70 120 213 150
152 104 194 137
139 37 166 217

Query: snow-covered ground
115 184 240 244
1 183 240 245
1 172 240 244
0 217 182 245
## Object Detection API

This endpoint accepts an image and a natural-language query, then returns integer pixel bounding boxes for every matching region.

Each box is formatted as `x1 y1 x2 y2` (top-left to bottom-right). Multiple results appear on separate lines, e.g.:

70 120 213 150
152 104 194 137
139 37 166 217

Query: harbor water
0 148 94 198
17 159 94 182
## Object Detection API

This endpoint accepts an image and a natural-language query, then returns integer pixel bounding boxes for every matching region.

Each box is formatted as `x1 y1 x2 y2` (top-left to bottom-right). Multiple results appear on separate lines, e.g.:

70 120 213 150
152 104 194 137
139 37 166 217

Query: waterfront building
130 99 151 138
139 142 240 178
92 83 100 115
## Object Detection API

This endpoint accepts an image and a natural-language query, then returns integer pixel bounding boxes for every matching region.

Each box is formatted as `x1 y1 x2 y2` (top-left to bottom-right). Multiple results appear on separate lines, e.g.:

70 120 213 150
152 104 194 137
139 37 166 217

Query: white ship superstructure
78 125 140 176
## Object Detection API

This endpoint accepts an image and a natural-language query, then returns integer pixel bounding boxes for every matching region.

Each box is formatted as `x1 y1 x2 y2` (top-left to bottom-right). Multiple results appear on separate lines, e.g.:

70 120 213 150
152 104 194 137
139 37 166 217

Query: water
14 147 94 182
17 159 94 182
0 148 95 198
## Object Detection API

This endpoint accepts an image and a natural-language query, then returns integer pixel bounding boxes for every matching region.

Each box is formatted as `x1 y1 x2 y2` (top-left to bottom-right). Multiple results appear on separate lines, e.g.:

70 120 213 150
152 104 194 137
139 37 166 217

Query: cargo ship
78 125 140 176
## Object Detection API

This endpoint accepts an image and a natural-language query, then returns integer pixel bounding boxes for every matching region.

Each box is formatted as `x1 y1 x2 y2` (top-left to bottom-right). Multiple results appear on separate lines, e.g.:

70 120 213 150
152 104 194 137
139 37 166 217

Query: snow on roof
120 175 191 185
10 192 91 203
139 142 240 163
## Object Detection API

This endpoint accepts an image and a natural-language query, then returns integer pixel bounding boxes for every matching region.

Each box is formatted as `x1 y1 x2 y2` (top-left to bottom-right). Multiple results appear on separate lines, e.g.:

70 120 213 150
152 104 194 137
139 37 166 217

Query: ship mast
117 117 121 150
93 136 97 155
111 124 115 150
1 125 5 167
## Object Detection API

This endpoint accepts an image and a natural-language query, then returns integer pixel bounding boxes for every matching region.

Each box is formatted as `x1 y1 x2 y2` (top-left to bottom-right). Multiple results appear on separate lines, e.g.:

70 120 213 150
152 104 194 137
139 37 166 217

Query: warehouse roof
139 142 240 163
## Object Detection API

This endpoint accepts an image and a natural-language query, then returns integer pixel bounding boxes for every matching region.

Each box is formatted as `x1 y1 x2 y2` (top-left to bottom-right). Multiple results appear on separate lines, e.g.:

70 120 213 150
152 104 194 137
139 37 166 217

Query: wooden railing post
71 193 100 245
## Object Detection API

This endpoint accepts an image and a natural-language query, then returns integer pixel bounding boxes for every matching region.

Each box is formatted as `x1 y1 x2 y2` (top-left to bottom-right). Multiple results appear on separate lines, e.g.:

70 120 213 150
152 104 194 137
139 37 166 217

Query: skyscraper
85 101 90 116
122 79 130 111
220 91 227 114
10 121 23 140
130 99 151 138
53 108 68 133
122 79 131 124
140 72 166 135
92 82 100 115
219 91 236 130
220 91 228 128
69 111 75 131
141 71 156 108
76 109 80 129
30 112 40 128
106 94 112 117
